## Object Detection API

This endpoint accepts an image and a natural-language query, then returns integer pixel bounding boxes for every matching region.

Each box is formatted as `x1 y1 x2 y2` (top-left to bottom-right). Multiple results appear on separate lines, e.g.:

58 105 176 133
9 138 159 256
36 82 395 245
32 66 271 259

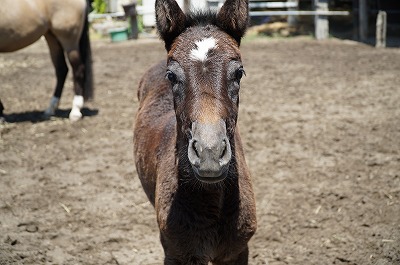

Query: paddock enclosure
0 37 399 264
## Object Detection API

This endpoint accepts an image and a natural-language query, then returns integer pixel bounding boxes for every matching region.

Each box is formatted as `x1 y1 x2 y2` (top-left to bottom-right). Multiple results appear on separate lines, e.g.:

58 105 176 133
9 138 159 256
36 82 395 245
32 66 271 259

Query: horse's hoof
40 113 51 121
0 116 5 124
45 97 60 117
69 109 82 122
44 109 55 117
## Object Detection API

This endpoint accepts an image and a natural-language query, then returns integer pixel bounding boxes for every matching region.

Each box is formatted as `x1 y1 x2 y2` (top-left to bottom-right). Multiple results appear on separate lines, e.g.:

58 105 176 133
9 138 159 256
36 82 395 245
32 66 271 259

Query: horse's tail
80 0 94 101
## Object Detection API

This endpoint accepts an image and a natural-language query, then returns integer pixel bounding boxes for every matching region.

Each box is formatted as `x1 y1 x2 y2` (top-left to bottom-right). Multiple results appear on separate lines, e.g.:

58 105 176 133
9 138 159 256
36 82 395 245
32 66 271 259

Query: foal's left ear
155 0 186 51
217 0 249 45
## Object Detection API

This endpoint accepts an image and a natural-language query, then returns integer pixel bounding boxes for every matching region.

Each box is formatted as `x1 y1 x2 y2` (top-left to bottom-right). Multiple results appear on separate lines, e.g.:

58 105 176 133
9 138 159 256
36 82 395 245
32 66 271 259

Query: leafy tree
92 0 106 13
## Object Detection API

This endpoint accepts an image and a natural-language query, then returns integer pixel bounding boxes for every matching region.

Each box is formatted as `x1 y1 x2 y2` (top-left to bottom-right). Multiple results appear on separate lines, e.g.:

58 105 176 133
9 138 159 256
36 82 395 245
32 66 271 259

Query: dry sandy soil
0 35 399 265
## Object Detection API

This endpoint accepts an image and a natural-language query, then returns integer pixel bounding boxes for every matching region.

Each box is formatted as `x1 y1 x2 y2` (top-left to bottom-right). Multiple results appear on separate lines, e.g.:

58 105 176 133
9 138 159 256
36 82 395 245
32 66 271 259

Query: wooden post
123 2 139 40
359 0 368 42
287 0 299 26
376 11 387 48
352 0 359 40
314 0 329 40
184 0 191 13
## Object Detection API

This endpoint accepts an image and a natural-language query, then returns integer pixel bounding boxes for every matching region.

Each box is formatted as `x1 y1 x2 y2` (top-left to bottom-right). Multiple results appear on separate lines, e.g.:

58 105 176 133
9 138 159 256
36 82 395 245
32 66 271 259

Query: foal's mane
159 10 242 49
184 10 219 28
184 9 246 45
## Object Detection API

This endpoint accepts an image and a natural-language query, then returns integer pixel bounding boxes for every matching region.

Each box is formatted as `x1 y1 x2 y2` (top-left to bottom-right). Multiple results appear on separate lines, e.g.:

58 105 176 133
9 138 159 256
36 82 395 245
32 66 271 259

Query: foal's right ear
155 0 186 51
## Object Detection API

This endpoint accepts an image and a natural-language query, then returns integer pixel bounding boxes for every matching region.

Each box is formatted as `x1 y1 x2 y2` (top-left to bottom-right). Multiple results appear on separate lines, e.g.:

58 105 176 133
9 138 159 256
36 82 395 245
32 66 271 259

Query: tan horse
0 0 93 122
134 0 257 264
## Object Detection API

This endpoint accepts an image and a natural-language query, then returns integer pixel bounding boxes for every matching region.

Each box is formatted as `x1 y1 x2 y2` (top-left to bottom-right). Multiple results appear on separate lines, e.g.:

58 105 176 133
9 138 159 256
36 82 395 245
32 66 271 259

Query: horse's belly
0 33 46 52
0 0 48 52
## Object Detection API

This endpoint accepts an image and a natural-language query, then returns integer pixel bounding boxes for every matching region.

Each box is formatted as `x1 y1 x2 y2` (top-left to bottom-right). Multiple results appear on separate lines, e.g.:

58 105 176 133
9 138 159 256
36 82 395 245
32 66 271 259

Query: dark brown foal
134 0 256 264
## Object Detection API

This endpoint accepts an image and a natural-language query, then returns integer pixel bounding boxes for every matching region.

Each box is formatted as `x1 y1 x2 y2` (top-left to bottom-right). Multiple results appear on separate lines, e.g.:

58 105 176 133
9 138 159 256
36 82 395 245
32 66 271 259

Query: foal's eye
235 68 246 81
166 70 177 83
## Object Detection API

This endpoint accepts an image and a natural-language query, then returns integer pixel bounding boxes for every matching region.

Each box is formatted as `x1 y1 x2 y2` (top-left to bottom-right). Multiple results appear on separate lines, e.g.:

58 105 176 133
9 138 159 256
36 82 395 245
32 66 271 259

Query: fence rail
250 10 350 16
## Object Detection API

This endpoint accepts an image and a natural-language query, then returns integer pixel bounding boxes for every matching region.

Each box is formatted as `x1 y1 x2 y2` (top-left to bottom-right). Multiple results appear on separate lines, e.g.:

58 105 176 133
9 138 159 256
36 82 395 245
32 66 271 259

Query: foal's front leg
212 246 249 265
164 255 208 265
162 239 208 265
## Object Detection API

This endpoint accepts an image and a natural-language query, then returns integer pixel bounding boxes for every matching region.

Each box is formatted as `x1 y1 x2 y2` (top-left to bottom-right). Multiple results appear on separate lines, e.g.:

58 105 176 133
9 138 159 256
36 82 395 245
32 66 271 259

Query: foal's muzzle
187 120 232 183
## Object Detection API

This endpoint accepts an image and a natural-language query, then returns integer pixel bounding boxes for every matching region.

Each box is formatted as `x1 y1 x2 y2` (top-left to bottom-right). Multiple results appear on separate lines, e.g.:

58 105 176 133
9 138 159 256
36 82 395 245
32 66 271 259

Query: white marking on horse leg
69 95 84 122
190 37 217 62
44 96 60 116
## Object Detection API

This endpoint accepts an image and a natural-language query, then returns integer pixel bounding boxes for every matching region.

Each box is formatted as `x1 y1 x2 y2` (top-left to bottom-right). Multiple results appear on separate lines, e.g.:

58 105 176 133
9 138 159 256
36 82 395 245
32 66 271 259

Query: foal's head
156 0 249 184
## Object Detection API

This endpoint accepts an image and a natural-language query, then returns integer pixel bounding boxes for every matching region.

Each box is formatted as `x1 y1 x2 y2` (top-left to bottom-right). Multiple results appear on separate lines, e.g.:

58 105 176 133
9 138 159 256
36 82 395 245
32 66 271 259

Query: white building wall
141 0 210 27
105 0 212 27
188 0 208 11
107 0 134 13
142 0 156 27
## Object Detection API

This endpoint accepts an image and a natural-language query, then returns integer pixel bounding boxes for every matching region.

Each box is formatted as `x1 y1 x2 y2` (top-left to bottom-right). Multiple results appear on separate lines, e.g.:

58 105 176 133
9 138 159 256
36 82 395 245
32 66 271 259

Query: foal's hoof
69 109 82 122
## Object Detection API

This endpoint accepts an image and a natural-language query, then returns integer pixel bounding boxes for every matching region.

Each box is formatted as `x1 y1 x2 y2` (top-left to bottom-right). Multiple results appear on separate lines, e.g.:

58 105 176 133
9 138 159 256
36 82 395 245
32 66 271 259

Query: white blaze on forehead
190 37 217 62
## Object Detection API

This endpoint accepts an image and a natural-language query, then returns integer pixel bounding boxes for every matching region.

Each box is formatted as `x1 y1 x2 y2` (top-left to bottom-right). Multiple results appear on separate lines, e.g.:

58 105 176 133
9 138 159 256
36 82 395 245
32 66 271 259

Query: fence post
184 0 191 13
359 0 368 42
287 0 299 26
123 2 139 40
375 11 387 48
352 0 359 40
314 0 329 40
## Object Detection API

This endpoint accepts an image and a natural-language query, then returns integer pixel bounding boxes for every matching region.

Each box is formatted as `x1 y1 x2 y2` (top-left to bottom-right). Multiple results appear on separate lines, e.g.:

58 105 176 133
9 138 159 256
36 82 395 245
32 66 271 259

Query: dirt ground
0 35 399 265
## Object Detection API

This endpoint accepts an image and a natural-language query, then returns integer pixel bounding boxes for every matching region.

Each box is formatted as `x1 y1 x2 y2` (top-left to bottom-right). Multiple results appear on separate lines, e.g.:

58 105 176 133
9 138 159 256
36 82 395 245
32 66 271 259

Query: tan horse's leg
0 100 4 123
53 31 86 121
48 0 89 121
66 48 85 121
43 32 69 117
49 34 85 121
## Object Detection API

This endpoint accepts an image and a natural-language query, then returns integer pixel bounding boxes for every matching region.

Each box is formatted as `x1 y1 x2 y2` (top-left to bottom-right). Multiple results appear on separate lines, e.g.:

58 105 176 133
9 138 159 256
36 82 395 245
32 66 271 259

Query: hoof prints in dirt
1 37 399 264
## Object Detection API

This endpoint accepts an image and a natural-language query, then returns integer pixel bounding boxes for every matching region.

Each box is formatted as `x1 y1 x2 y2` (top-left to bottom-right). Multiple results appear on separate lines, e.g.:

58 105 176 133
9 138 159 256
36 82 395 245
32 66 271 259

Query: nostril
192 140 200 158
220 140 227 159
188 139 201 167
219 138 232 167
